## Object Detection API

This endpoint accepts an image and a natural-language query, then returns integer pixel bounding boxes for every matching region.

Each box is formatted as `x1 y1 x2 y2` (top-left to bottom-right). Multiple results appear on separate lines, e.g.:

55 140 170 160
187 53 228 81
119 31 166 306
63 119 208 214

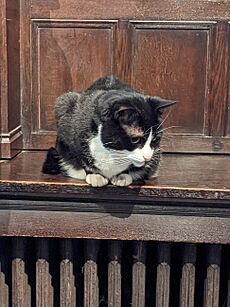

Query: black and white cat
42 76 175 187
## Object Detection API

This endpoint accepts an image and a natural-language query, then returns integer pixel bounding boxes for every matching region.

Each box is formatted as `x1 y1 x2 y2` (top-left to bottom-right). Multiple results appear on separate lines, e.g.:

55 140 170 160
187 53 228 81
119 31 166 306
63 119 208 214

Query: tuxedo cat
42 76 175 187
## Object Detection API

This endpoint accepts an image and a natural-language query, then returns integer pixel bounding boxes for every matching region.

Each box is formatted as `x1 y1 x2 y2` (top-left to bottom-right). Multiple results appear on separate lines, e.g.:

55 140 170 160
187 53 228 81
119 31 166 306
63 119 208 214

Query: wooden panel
36 238 53 306
0 238 9 307
131 22 210 135
180 244 196 307
208 22 230 137
84 240 99 307
31 20 116 137
156 243 171 307
0 0 22 158
12 238 31 307
227 22 230 137
60 239 76 307
19 1 230 152
30 0 230 21
203 245 221 307
108 241 122 307
132 241 146 307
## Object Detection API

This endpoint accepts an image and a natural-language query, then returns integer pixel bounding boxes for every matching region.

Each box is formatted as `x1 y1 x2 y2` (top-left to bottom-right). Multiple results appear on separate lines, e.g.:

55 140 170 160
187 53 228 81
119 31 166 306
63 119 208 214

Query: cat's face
96 93 175 169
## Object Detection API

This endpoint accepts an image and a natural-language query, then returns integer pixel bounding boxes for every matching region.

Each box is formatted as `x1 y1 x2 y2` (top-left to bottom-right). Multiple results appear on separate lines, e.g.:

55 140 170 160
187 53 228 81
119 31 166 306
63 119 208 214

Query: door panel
131 23 210 135
32 21 116 132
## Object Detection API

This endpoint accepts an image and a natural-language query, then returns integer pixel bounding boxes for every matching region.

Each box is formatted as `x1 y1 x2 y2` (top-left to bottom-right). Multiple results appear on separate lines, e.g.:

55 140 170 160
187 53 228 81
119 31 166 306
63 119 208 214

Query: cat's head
96 91 175 168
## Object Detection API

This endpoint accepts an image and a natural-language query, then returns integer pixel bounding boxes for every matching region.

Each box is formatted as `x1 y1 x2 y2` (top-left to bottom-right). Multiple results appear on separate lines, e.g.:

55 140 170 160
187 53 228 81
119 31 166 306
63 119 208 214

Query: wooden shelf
0 151 229 243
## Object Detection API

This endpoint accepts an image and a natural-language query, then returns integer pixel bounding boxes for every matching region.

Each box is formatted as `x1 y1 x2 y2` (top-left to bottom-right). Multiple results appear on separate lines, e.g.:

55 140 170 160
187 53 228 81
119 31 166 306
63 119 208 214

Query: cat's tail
42 147 61 175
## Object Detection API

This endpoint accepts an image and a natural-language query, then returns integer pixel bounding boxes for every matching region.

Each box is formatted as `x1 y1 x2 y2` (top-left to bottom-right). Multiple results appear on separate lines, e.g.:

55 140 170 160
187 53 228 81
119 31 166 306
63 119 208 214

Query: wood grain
0 0 22 158
30 0 230 20
156 243 171 307
36 238 53 307
108 241 122 307
180 244 196 307
32 20 115 134
18 2 230 153
132 241 146 307
203 245 221 307
0 238 9 307
60 239 76 307
131 22 209 135
208 22 229 137
84 240 99 307
11 238 31 307
1 151 230 200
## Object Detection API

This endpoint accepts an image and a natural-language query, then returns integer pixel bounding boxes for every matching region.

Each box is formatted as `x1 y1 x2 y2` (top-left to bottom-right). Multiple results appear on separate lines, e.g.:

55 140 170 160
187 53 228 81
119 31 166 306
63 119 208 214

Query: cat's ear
149 96 176 114
114 106 134 121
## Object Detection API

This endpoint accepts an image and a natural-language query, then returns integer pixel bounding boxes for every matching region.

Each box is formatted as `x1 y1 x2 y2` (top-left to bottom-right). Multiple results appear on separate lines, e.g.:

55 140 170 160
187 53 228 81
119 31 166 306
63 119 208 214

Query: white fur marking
89 125 130 178
60 160 86 180
128 129 154 166
142 129 154 161
111 174 133 187
86 174 109 187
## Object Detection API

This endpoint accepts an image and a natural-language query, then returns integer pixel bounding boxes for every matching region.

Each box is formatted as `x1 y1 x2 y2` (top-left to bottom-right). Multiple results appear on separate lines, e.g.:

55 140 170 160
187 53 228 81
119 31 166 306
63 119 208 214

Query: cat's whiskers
157 125 182 134
156 109 172 130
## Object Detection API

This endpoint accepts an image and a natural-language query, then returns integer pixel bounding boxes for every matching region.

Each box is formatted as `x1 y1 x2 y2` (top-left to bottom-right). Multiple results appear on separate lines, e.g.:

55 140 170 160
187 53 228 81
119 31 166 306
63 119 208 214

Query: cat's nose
143 155 152 162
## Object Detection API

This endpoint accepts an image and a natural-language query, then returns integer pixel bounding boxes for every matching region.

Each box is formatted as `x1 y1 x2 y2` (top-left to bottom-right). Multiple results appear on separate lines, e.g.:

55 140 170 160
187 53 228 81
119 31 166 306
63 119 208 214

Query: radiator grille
0 237 229 307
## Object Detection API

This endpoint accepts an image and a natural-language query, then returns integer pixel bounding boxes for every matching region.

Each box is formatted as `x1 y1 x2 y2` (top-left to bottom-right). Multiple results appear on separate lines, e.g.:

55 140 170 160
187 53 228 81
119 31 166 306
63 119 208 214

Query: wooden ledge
0 151 230 243
0 151 230 201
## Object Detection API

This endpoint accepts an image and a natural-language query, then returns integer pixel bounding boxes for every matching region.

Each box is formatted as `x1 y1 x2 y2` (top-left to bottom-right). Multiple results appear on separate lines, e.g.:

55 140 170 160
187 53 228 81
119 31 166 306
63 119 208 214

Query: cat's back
55 92 81 121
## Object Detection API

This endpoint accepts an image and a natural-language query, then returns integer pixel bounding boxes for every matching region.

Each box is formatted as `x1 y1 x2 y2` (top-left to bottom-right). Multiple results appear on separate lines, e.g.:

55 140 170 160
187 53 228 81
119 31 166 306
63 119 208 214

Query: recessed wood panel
32 21 116 132
131 24 209 135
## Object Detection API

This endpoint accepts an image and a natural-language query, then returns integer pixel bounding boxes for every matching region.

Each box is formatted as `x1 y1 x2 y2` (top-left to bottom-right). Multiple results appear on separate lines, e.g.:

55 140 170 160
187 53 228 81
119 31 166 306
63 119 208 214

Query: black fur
42 147 61 174
42 75 175 184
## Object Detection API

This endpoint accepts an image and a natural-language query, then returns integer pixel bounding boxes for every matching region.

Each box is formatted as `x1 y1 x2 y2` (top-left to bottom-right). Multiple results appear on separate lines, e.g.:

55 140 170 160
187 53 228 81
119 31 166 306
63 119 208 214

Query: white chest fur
89 126 130 179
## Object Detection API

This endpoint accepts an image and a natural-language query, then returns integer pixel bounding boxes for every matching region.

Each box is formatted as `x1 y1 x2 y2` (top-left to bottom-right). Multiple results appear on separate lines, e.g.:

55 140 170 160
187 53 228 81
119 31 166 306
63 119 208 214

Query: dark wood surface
0 151 229 243
17 0 230 153
0 151 230 201
1 237 229 307
0 0 22 159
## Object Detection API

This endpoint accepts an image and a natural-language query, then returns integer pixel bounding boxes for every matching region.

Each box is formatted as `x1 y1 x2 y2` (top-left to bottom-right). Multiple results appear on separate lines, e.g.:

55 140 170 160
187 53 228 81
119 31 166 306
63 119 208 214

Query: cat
42 75 175 187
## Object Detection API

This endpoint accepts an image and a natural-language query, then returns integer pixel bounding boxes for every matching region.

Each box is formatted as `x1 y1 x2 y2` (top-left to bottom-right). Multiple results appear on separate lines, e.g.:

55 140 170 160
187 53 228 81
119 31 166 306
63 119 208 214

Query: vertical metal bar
132 241 146 307
180 244 197 307
156 242 171 307
108 240 122 307
36 238 53 307
0 238 9 307
84 240 99 307
12 237 31 307
60 239 76 307
203 245 221 307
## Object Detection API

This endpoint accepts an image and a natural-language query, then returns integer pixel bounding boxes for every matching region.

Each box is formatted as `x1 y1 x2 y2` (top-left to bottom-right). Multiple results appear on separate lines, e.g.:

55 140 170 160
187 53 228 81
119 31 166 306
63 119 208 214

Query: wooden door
2 0 230 157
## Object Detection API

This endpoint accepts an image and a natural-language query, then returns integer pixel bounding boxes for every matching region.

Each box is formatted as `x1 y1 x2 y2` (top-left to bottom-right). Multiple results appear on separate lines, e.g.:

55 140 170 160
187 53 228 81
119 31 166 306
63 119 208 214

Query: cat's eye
130 137 141 144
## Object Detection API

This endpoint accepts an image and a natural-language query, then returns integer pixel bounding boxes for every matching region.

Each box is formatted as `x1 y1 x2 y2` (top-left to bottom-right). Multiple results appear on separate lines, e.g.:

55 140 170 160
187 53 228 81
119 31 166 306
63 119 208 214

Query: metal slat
108 241 122 307
203 245 222 307
180 244 197 307
132 241 146 307
156 242 171 307
36 238 53 307
84 240 99 307
60 239 76 307
12 238 31 307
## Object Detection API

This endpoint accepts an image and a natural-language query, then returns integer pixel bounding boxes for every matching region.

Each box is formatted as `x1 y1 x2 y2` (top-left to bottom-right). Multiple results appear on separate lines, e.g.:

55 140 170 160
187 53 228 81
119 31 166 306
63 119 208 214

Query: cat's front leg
111 174 133 187
86 174 109 187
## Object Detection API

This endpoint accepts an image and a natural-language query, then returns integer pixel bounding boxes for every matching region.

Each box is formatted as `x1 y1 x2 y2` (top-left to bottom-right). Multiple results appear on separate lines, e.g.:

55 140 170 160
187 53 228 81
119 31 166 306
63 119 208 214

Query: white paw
111 174 133 187
86 174 109 187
